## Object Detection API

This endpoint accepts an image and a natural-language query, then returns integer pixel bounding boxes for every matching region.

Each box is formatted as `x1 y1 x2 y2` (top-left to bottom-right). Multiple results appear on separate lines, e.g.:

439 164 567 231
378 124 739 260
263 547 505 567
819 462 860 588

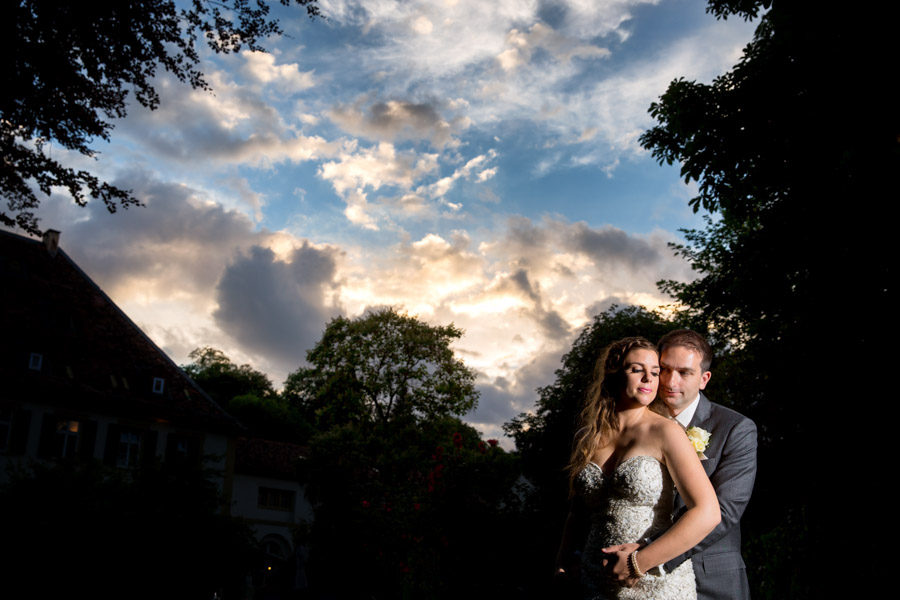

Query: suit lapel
688 393 712 429
673 395 715 509
688 393 716 476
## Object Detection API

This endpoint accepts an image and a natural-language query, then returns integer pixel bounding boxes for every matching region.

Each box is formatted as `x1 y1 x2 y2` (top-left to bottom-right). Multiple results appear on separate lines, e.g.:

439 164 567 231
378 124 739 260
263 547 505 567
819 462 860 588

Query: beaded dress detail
575 455 695 600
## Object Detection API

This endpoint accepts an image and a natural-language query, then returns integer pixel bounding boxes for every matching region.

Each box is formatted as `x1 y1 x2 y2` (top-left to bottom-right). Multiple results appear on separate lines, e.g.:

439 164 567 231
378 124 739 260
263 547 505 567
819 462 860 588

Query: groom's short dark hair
658 329 713 371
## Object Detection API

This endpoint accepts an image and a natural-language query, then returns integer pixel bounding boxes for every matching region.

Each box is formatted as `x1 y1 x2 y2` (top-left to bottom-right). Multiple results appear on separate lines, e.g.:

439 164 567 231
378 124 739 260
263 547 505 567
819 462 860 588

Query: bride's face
620 348 660 406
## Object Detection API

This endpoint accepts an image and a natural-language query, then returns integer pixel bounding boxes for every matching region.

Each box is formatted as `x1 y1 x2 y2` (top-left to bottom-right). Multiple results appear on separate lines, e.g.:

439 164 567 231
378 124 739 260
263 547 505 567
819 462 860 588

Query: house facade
0 229 240 489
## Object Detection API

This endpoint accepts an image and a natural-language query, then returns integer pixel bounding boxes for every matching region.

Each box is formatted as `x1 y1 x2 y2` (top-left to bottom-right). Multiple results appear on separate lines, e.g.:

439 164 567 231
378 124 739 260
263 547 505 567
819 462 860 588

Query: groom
604 329 757 600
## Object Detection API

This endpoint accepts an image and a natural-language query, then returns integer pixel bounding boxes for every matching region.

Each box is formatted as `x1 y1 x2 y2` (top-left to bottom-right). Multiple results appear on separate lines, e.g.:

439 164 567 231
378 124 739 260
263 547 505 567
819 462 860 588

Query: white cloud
336 215 692 388
411 15 434 35
29 167 695 438
416 149 498 200
223 176 266 222
241 51 316 91
319 141 439 195
319 0 540 76
317 142 447 227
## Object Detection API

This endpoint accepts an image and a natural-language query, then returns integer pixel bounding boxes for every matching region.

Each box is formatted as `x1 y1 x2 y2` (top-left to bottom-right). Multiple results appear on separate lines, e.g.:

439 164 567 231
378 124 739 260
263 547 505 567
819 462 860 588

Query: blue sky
27 0 756 443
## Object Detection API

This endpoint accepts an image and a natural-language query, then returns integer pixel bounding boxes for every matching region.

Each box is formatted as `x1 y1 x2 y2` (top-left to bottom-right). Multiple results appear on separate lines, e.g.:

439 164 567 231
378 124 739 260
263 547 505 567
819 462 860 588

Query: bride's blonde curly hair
566 336 665 494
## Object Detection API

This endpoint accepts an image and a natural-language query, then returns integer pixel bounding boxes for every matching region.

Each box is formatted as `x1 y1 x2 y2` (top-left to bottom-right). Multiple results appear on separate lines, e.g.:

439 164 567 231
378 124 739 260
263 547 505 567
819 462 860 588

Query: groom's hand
601 543 642 587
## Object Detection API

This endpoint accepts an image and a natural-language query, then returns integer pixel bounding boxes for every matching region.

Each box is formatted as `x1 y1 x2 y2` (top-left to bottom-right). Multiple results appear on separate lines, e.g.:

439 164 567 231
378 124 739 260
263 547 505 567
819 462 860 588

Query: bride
555 337 719 599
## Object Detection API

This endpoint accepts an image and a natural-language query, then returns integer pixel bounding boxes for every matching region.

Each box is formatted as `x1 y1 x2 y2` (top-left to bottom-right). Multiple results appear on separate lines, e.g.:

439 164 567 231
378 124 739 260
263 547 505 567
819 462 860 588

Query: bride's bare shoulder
646 410 680 429
646 412 687 442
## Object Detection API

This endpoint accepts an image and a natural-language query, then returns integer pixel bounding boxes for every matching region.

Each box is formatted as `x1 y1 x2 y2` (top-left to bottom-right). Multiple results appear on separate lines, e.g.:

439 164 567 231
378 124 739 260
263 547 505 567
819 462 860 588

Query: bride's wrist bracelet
629 550 645 578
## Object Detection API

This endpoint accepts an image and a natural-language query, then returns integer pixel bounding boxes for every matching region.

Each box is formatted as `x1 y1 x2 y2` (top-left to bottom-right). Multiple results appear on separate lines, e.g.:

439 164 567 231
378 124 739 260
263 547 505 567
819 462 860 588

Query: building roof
0 229 241 433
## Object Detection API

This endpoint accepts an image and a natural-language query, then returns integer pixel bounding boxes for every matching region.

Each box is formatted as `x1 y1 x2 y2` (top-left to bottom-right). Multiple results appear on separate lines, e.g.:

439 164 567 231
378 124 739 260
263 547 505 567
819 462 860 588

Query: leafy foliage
284 308 479 429
641 2 893 352
183 346 276 403
2 0 319 234
182 346 310 440
640 0 894 446
638 1 895 595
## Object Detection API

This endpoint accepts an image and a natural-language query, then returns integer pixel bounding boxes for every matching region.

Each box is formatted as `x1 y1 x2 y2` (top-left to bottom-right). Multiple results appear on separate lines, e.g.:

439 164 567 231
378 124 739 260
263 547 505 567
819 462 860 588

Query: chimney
42 229 60 257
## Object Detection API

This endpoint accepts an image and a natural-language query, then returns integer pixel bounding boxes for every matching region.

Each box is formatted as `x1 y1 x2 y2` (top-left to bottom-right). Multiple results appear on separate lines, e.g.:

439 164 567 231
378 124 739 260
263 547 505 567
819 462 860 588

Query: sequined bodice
575 455 675 545
575 455 696 600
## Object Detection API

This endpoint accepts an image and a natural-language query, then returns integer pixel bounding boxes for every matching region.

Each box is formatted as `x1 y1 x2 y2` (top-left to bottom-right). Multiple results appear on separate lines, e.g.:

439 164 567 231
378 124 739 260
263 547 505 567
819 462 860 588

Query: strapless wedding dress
575 455 696 600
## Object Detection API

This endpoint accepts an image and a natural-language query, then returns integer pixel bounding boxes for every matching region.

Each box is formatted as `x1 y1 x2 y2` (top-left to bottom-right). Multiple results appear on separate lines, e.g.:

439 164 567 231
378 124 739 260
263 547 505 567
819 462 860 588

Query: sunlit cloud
240 50 316 91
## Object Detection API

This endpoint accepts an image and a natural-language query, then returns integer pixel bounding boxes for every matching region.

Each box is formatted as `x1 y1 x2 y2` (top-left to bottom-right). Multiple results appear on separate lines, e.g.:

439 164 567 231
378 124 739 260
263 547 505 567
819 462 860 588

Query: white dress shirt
673 394 701 428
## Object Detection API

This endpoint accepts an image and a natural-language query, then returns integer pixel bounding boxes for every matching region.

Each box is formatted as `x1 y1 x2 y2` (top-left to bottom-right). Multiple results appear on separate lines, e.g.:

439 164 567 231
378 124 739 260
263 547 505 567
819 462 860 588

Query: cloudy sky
23 0 756 444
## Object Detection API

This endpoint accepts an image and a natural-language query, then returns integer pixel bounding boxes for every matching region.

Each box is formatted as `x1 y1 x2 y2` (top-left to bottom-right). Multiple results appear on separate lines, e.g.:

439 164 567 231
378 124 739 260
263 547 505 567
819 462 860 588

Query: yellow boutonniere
686 426 711 460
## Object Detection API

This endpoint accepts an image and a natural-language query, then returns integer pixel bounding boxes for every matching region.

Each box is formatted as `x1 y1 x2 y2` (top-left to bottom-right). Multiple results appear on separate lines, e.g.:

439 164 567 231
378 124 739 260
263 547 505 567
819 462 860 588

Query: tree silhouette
289 309 528 597
639 1 895 595
182 346 310 441
285 308 478 430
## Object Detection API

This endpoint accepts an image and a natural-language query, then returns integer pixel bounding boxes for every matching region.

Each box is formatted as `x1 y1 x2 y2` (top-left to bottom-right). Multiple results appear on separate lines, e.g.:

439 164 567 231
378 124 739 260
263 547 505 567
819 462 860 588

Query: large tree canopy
1 0 319 234
183 346 276 405
289 310 521 597
638 1 895 595
285 308 478 429
640 1 895 441
641 0 893 350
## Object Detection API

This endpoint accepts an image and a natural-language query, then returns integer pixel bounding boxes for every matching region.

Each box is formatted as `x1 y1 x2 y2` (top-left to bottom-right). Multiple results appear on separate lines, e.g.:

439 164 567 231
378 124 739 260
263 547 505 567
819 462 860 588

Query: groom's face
659 345 711 417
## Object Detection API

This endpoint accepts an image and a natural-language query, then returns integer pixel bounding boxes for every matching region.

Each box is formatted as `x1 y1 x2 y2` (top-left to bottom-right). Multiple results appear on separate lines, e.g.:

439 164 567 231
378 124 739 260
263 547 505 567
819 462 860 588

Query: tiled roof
0 229 241 433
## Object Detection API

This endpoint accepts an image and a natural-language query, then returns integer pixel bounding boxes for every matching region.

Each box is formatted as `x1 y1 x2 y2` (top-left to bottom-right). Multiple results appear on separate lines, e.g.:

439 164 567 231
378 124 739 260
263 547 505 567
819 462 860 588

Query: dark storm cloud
566 222 661 268
492 268 571 341
213 243 341 367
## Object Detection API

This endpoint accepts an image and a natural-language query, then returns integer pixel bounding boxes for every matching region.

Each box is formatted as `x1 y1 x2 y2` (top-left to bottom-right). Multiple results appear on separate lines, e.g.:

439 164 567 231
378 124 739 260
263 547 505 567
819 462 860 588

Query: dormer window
28 353 43 371
152 377 165 394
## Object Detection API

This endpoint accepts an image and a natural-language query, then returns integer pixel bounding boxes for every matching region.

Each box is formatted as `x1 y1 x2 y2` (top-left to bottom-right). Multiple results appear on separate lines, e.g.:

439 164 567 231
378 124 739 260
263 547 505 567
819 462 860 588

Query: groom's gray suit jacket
665 393 757 600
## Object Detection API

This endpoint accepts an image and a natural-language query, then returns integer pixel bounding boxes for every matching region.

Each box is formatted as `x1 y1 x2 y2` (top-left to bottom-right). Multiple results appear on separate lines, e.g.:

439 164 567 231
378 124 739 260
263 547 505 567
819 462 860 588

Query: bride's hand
601 543 642 587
